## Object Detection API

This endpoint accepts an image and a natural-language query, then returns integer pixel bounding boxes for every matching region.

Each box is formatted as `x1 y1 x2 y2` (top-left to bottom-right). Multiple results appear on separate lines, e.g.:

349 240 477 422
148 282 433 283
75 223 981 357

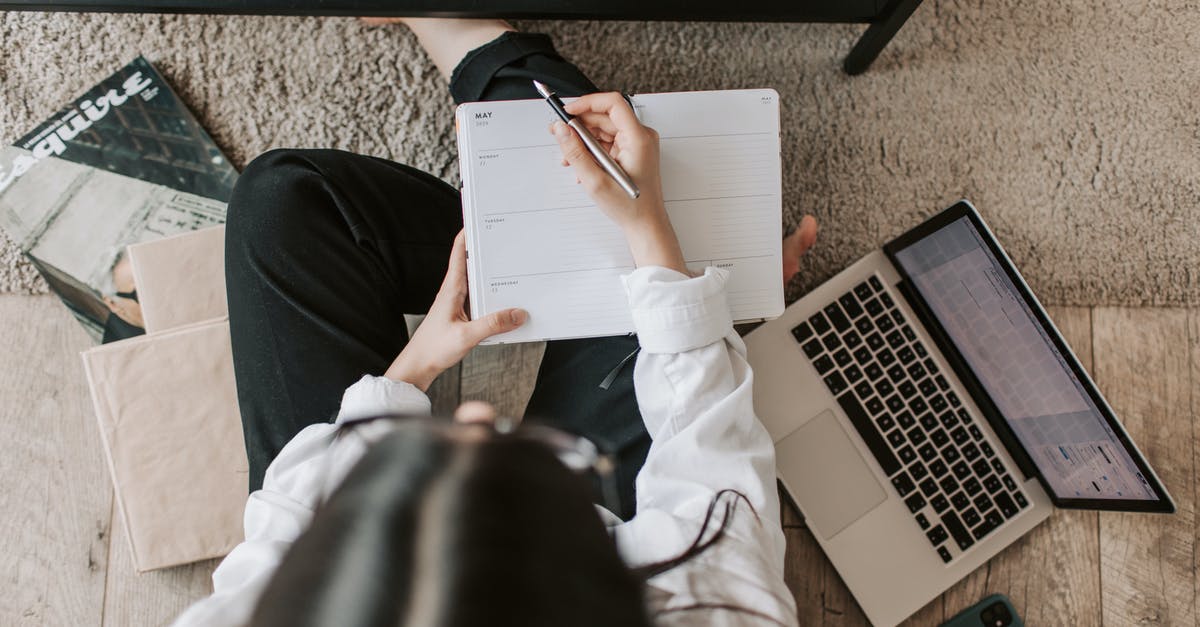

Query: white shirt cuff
335 375 432 424
621 266 733 354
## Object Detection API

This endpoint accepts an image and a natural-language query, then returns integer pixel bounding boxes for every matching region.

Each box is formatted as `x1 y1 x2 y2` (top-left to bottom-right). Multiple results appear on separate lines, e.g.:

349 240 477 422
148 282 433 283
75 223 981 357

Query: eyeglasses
340 414 621 514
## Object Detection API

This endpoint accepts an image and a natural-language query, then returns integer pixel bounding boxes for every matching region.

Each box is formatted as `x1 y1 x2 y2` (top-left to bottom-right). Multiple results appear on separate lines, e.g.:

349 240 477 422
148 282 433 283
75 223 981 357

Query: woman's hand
385 231 527 391
550 92 688 275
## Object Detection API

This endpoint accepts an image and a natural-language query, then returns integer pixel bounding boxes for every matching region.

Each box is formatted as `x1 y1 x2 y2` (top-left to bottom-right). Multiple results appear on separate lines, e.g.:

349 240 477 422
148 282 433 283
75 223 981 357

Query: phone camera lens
978 601 1012 627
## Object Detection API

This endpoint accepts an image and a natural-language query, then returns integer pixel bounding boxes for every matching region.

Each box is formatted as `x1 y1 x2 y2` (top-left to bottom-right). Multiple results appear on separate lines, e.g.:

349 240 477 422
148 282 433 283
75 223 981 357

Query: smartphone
941 594 1024 627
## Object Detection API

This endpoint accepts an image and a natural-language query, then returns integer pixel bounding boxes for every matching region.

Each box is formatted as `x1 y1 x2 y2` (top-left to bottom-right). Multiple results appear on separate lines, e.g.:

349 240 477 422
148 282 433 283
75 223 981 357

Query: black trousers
226 33 650 520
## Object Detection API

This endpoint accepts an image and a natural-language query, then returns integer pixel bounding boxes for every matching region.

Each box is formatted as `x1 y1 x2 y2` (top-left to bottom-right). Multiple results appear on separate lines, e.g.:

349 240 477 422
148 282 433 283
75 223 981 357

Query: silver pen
533 80 640 199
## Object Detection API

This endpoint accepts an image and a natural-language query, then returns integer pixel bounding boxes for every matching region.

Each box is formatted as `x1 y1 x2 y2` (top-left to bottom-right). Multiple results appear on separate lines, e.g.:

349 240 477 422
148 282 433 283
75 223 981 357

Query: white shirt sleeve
170 375 430 627
612 266 797 626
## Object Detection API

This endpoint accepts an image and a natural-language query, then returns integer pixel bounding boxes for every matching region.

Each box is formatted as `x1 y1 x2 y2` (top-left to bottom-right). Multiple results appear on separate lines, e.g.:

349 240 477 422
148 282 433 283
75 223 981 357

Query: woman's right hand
550 92 689 275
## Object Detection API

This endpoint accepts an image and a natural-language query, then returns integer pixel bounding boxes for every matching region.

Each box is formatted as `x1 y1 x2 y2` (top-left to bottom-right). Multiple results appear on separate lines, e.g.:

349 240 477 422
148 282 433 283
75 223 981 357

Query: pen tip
532 80 551 98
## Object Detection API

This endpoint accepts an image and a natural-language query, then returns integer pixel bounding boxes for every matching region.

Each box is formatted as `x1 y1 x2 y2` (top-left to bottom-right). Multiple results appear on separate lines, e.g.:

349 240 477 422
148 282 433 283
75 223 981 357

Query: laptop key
854 380 873 399
854 347 873 366
836 392 901 476
844 330 862 349
919 413 939 431
891 471 916 497
879 292 894 307
972 458 992 477
939 475 959 494
876 314 895 333
902 324 916 341
869 276 884 292
866 332 885 351
887 330 905 348
899 381 918 399
980 442 995 458
942 445 961 464
866 397 885 415
839 293 864 319
919 378 938 397
931 494 950 513
994 492 1019 519
802 340 824 360
915 512 930 530
910 461 928 480
888 365 906 383
1015 492 1029 509
937 546 953 563
886 395 905 413
844 365 863 384
887 429 906 448
890 310 905 326
1002 475 1018 491
924 357 940 375
854 281 873 301
907 362 927 381
952 461 972 480
908 397 928 415
962 442 980 461
950 491 971 511
973 493 992 513
855 316 874 335
930 428 950 448
940 411 959 429
935 374 950 391
791 322 814 343
864 362 884 381
875 379 895 398
991 459 1006 475
926 525 948 547
947 391 961 407
907 427 927 446
813 355 835 374
941 511 975 551
928 393 946 412
822 333 842 352
897 346 915 365
968 424 984 441
918 443 938 462
962 507 982 527
876 414 896 432
914 343 928 358
919 477 939 497
877 349 896 367
809 312 831 335
984 475 1003 494
896 411 916 429
824 303 851 333
929 459 949 478
834 349 853 367
905 493 926 513
824 372 848 396
972 516 999 541
963 477 982 496
897 446 917 464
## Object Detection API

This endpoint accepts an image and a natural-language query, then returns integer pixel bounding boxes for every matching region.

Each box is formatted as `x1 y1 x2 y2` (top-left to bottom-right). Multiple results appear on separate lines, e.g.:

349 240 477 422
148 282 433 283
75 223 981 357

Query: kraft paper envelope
82 319 248 572
128 226 227 333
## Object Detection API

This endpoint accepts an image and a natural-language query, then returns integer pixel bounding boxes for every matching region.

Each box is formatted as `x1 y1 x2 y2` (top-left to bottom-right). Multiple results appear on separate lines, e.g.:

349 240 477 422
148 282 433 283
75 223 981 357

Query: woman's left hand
385 231 527 391
783 215 819 286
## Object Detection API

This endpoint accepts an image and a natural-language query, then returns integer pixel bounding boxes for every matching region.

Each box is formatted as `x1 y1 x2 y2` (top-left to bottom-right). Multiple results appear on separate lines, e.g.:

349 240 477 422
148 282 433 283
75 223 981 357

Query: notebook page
457 89 782 344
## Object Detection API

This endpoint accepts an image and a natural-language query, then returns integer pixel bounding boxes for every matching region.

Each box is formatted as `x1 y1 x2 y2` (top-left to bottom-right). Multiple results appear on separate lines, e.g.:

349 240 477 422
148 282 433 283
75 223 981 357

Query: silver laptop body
745 200 1173 626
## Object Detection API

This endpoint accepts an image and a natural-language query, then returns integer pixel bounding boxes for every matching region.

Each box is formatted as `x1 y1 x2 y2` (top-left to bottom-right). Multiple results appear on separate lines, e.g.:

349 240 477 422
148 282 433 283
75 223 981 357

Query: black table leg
843 0 924 75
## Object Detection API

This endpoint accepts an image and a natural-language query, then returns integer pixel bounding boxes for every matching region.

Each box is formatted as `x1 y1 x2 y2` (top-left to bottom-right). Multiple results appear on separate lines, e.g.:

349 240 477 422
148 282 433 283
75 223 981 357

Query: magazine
0 56 237 343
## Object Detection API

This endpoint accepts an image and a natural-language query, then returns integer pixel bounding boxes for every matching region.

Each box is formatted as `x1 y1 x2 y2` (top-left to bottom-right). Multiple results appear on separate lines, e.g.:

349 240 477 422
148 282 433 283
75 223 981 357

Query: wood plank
101 512 218 627
459 342 546 418
940 306 1102 624
425 364 462 416
1094 307 1195 626
0 296 111 626
782 526 830 625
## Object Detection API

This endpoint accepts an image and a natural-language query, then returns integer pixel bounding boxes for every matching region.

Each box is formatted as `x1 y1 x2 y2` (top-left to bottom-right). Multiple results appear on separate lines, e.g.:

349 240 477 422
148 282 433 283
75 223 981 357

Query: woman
173 17 819 627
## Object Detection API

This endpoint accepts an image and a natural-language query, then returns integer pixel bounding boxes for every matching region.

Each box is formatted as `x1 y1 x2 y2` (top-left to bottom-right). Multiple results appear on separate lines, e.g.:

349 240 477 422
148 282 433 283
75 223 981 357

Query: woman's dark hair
250 424 656 627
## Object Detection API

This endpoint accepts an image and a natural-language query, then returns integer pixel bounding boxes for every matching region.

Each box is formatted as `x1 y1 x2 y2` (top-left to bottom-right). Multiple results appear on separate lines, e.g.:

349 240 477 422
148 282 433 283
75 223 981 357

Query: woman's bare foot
783 215 819 286
361 17 515 81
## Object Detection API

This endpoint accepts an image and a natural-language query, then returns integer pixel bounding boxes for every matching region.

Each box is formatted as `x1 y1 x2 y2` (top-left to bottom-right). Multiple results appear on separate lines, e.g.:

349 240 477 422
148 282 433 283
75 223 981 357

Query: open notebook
456 89 783 344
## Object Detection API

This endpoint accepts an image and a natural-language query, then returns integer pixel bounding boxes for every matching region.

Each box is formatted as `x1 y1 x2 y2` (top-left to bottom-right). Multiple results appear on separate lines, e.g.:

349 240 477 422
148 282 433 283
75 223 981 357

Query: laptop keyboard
791 275 1030 564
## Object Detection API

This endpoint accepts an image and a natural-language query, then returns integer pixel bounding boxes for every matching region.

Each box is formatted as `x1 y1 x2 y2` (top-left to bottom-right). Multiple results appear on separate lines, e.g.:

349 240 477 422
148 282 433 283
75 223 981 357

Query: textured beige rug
2 1 1197 306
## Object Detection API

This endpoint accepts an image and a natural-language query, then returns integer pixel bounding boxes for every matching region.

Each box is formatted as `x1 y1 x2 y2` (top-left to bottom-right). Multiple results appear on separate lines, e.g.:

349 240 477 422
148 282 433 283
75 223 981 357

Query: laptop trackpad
776 410 887 540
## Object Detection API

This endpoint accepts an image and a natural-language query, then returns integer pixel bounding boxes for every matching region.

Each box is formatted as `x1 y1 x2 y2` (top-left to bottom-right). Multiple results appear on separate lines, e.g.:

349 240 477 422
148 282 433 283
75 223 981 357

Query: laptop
744 200 1174 626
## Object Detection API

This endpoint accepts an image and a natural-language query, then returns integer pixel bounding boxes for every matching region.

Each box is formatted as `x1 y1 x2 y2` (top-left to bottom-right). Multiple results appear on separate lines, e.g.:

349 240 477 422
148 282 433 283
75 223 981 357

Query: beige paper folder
128 226 227 333
82 319 247 572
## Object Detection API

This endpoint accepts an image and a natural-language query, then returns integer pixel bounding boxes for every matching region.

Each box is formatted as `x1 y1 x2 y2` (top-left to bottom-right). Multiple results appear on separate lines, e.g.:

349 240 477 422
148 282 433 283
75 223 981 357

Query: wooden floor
2 295 1196 626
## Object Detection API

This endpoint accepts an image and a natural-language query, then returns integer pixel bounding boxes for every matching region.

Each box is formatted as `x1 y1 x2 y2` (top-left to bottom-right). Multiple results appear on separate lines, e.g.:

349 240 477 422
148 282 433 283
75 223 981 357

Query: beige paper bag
128 226 227 333
82 319 248 572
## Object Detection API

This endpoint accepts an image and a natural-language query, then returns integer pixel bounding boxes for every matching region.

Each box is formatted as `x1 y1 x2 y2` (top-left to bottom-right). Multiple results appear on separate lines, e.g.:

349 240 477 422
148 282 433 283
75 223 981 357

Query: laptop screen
891 215 1158 502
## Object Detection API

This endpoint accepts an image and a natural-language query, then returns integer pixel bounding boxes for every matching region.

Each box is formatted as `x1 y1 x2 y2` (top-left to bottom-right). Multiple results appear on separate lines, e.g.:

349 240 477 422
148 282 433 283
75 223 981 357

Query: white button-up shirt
173 266 798 626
